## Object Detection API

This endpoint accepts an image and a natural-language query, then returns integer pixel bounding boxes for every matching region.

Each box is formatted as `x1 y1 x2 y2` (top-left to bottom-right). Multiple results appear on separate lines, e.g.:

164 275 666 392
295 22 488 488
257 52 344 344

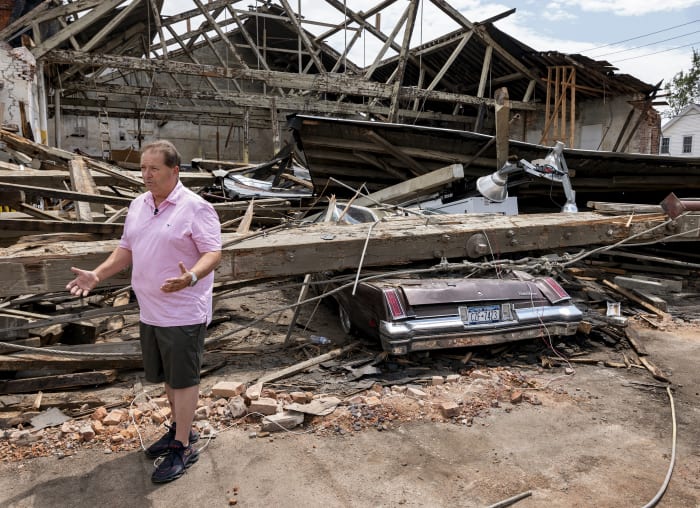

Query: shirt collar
147 180 184 209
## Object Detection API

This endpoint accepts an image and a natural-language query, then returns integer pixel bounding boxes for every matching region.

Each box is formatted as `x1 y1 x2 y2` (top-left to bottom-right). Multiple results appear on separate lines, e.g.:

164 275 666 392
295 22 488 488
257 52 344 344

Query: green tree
664 48 700 117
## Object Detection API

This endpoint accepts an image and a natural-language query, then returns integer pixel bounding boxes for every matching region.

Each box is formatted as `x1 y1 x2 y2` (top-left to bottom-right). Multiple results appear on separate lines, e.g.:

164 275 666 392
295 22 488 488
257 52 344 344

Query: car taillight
384 288 406 319
543 277 569 303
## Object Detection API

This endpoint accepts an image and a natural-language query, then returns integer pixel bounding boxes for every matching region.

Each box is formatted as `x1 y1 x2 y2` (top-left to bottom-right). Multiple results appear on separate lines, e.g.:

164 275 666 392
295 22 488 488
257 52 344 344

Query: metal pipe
660 192 700 218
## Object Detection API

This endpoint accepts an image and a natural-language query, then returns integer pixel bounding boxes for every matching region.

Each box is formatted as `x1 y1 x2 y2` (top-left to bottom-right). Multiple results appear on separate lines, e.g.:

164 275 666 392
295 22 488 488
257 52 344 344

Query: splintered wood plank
15 204 71 222
494 87 510 170
0 335 226 371
0 315 30 340
0 370 118 394
0 217 124 235
0 342 142 371
68 157 102 221
236 199 255 234
0 239 131 296
257 343 359 384
0 181 131 207
0 337 41 355
84 159 144 190
587 201 663 214
0 128 75 161
0 168 211 187
602 279 669 318
354 163 464 207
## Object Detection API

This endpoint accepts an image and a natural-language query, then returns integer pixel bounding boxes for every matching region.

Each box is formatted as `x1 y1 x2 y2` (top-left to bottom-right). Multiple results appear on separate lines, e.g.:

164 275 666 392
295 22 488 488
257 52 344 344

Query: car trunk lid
374 277 570 307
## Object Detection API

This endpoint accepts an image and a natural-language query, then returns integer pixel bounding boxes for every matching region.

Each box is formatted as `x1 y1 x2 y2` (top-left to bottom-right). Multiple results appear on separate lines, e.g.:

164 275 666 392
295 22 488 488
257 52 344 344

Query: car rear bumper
379 304 582 355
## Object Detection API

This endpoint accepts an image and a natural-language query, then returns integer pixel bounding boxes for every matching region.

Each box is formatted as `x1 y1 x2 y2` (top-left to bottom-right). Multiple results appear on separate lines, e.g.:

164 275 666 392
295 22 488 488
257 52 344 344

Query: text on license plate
460 305 500 324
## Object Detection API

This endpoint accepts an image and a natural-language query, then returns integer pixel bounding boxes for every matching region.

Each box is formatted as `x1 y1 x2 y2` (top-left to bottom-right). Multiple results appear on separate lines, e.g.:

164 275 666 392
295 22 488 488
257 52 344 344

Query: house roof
661 104 700 132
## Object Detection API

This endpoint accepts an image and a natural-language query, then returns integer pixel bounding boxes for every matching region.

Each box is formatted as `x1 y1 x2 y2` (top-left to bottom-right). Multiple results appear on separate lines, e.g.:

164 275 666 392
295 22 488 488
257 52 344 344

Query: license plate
460 305 500 324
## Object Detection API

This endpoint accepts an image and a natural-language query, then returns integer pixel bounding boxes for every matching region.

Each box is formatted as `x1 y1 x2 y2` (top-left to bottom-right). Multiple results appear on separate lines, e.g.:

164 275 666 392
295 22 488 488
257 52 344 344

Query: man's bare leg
168 384 199 446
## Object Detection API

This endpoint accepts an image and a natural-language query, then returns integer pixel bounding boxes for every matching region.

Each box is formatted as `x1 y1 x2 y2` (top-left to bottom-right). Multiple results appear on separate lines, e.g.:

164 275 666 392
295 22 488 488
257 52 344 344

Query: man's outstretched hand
66 267 99 297
160 261 193 293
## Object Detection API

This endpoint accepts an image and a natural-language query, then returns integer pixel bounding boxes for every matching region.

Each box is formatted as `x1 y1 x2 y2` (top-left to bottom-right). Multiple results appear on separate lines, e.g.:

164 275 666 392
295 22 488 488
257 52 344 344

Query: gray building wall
48 114 286 164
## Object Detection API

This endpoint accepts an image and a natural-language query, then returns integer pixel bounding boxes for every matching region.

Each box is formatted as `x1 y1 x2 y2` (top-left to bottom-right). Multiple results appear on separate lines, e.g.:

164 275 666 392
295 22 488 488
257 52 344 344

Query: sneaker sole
144 433 200 459
151 451 200 484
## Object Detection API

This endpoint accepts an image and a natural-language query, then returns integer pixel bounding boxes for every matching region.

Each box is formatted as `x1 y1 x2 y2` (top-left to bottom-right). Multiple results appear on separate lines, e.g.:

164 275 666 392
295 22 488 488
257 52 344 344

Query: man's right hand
66 267 99 297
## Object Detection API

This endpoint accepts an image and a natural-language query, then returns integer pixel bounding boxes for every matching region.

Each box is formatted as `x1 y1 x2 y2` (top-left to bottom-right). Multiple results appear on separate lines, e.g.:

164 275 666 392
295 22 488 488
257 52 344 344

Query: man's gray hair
142 140 181 169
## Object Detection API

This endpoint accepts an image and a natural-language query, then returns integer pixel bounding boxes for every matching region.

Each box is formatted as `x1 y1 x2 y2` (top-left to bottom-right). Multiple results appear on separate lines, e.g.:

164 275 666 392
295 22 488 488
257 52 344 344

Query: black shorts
139 322 206 389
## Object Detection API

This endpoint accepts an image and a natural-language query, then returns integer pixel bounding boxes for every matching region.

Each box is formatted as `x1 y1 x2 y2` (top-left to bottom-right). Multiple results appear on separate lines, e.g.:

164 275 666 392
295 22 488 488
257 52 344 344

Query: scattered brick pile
0 366 573 462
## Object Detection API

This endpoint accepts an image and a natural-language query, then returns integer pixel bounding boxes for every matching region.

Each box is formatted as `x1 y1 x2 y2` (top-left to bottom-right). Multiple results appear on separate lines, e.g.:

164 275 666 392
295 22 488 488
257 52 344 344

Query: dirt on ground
0 281 699 508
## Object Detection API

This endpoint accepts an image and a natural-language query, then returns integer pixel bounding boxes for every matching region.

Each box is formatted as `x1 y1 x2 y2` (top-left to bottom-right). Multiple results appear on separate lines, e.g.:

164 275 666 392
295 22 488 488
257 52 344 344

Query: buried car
321 272 582 355
307 202 582 355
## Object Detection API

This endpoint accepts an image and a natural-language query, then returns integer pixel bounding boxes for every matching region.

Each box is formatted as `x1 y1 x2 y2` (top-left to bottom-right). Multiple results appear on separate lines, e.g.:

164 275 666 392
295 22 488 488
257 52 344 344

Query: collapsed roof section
0 0 659 133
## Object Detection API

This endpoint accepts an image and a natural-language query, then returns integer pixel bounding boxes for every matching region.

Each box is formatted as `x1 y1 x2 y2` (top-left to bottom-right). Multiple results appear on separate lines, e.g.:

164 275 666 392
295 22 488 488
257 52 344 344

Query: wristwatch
188 271 198 287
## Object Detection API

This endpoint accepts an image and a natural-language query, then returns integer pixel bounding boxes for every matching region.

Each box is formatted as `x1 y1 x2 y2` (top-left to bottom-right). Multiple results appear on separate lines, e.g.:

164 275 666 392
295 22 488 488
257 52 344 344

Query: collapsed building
2 6 700 507
0 0 696 414
0 0 663 165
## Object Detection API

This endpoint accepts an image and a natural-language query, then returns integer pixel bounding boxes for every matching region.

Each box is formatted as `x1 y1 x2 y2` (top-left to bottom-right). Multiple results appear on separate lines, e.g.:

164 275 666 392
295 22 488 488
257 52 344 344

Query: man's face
141 149 178 198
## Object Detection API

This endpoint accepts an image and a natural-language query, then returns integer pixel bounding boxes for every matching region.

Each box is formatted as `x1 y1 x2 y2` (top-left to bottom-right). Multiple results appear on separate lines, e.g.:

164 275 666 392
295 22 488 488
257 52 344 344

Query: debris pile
1 125 700 474
0 363 584 462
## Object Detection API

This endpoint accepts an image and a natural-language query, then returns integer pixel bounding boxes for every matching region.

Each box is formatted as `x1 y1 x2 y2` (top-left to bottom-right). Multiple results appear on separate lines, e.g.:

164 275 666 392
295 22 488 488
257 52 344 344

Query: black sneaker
151 440 199 484
145 423 200 459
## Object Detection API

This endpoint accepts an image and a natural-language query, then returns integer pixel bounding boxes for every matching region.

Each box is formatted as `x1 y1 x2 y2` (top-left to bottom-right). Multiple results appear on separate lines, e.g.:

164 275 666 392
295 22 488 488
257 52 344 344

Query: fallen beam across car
1 210 697 298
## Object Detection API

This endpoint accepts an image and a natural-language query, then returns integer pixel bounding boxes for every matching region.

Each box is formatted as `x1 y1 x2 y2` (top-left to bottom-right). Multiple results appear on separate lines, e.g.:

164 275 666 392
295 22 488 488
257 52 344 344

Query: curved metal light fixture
476 141 578 213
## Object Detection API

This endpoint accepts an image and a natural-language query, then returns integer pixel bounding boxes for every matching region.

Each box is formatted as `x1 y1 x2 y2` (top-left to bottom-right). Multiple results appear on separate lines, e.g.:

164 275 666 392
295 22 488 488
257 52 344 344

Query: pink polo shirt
119 181 222 327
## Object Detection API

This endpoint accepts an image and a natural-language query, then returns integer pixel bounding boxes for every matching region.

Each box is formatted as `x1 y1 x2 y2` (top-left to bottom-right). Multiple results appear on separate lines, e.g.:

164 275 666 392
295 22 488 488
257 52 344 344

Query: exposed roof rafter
2 0 656 135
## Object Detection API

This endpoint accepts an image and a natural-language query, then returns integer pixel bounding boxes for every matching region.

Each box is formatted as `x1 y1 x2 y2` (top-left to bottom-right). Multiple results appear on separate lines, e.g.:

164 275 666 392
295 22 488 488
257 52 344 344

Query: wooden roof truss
0 0 655 132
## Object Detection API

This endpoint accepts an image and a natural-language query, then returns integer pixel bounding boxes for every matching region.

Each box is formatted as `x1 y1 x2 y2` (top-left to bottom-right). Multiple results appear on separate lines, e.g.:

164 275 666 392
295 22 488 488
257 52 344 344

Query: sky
163 1 700 90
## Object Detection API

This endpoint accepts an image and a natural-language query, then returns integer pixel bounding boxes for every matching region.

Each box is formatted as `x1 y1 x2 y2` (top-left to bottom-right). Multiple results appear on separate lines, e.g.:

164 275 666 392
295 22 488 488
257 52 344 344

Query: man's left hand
161 262 193 292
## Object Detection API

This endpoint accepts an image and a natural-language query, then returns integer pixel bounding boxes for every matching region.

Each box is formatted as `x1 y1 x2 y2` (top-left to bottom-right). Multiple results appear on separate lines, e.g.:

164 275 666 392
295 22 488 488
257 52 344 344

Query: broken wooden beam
613 275 682 294
587 201 663 214
0 343 142 371
0 128 75 162
602 279 669 318
0 181 132 207
0 168 212 188
222 211 691 280
354 163 464 207
625 324 648 356
0 219 122 237
256 343 359 384
68 157 101 221
0 332 234 372
0 370 118 395
494 87 510 170
84 158 144 190
0 337 41 355
638 356 669 382
0 211 695 297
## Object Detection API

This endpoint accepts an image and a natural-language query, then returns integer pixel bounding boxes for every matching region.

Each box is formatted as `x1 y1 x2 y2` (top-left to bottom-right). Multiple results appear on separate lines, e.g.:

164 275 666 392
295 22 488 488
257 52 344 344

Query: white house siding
661 105 700 157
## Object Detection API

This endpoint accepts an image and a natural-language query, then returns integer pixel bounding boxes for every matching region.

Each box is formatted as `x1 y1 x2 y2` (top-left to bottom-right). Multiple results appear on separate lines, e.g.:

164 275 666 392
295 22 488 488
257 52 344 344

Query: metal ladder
98 109 111 160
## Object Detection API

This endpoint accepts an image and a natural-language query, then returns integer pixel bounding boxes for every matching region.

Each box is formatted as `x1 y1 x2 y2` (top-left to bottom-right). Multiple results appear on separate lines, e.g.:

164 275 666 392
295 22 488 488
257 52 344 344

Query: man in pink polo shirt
66 140 221 484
